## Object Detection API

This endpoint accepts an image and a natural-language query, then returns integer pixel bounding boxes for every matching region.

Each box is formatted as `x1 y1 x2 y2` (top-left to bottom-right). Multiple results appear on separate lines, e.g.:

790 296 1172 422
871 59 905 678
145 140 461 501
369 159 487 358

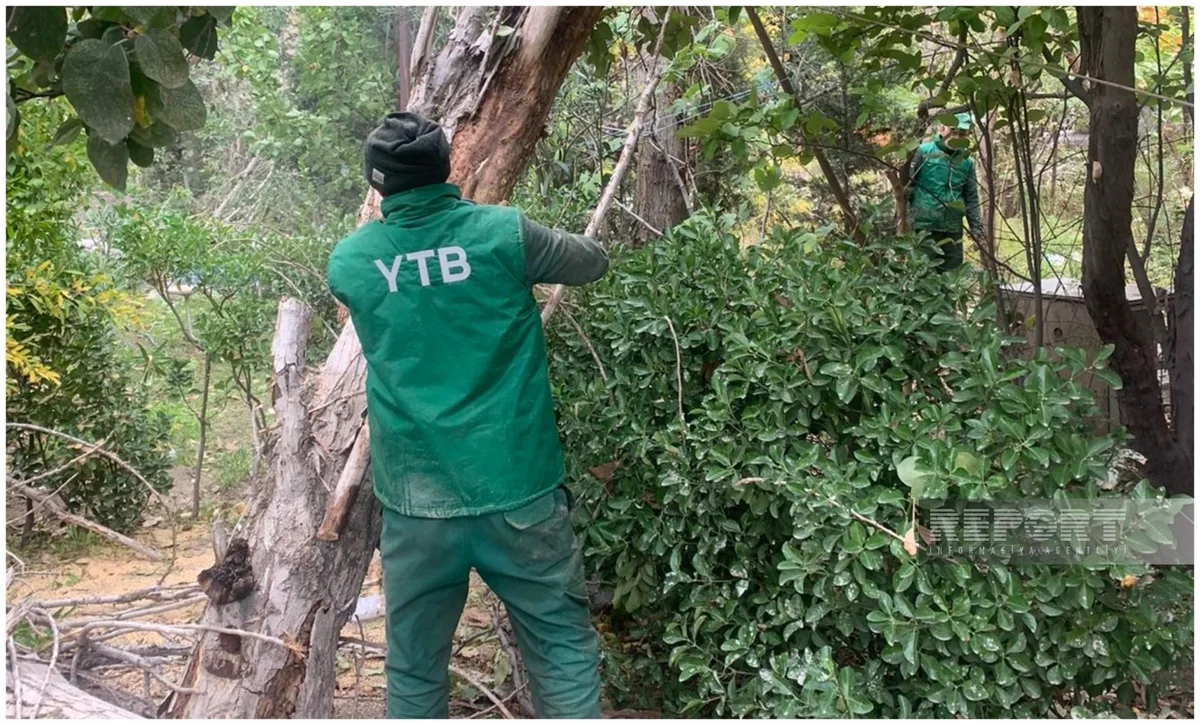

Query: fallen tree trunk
166 8 603 718
9 483 164 562
7 660 141 719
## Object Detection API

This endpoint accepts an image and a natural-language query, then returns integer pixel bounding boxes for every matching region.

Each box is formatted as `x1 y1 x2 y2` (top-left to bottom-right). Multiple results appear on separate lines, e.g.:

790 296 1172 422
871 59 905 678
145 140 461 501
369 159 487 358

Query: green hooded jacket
327 183 607 517
907 136 984 238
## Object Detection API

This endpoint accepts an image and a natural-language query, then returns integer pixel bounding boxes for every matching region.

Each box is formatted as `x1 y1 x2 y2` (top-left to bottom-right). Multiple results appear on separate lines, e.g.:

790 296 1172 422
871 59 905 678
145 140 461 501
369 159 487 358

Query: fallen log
8 483 164 562
6 660 142 719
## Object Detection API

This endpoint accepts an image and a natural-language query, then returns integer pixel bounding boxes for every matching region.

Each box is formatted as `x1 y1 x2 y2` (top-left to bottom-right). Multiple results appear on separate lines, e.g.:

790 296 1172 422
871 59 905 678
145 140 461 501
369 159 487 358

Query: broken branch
449 664 515 719
8 482 165 562
316 421 372 542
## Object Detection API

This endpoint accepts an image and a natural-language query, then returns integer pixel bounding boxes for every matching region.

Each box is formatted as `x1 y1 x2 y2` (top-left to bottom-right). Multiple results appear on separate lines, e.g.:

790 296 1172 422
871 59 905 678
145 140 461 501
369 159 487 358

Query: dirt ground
11 518 512 719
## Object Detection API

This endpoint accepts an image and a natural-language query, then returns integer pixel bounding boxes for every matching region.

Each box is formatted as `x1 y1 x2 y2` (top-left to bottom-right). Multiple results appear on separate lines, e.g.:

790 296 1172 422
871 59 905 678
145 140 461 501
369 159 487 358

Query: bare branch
664 316 687 433
448 665 515 719
745 6 863 243
8 481 165 562
28 607 61 719
540 17 671 324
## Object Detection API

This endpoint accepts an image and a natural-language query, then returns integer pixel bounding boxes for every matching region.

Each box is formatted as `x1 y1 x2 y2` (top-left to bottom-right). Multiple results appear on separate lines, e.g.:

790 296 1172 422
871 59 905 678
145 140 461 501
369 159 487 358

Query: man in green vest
327 113 609 718
906 112 985 272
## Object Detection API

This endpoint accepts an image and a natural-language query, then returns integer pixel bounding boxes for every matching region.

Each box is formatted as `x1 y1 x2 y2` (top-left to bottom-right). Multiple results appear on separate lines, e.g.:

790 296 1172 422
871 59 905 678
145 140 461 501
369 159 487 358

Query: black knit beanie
362 112 451 197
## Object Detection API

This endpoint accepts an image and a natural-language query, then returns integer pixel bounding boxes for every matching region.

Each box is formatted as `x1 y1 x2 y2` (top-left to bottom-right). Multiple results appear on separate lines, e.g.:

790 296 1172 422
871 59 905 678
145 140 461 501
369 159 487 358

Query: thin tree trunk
1168 196 1193 475
395 8 412 111
1078 7 1190 496
632 50 689 246
191 354 212 520
166 8 603 718
1183 7 1193 124
746 7 864 244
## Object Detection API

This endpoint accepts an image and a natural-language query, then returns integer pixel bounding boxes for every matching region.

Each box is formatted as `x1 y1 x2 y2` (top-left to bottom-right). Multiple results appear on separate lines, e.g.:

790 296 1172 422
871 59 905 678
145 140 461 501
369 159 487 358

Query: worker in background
906 111 985 272
327 112 608 719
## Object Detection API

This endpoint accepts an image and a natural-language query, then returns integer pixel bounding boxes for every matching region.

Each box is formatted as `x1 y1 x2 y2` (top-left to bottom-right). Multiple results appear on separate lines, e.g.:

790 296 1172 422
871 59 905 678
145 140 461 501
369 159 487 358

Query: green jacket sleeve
962 159 984 239
326 246 349 305
520 214 609 287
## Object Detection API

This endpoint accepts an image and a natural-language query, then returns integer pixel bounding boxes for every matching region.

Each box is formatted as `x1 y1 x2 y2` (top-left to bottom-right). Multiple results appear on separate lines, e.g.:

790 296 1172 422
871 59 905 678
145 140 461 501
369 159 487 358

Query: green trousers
380 487 602 718
922 230 964 272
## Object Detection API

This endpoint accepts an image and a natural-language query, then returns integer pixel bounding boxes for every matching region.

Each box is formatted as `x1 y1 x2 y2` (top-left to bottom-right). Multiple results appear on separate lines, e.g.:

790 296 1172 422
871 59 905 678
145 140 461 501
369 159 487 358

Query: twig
451 628 497 659
614 199 663 237
747 478 909 545
6 423 178 583
489 600 534 717
73 620 296 654
86 642 201 695
541 17 671 324
38 584 199 610
9 636 23 719
11 433 113 487
562 308 609 385
28 607 61 718
7 599 33 638
448 664 515 719
4 471 79 526
820 491 907 545
664 316 687 433
58 595 207 631
468 685 525 719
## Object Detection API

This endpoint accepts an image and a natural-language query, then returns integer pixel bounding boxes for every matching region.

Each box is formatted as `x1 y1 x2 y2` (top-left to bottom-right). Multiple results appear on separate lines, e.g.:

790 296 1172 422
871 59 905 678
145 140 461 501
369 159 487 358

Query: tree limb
540 16 670 323
1042 46 1090 106
8 481 165 562
745 6 864 244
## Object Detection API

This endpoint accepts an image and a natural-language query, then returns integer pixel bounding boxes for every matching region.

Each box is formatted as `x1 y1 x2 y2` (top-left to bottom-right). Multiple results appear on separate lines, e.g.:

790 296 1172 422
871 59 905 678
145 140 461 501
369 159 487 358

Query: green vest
327 184 565 518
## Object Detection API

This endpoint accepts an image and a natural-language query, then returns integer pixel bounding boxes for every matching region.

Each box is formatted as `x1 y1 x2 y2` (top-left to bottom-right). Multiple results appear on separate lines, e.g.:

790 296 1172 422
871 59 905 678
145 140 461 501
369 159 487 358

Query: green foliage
6 6 230 189
7 100 171 532
108 199 341 368
178 5 396 214
550 214 1193 716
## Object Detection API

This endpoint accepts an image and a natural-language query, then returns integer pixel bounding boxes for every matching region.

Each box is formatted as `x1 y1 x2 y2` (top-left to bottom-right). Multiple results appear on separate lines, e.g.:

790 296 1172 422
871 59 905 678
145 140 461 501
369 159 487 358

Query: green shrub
7 100 172 533
549 213 1193 717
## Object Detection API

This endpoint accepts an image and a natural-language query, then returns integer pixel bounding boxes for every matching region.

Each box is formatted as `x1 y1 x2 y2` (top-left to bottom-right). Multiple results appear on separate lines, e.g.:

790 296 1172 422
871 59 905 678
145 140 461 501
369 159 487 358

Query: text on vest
374 246 472 291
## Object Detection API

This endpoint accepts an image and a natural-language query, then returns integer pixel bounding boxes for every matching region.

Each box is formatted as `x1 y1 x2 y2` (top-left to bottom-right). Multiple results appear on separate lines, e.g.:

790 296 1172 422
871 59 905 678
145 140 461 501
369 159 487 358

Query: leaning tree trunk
166 7 603 718
632 53 690 246
1078 7 1190 496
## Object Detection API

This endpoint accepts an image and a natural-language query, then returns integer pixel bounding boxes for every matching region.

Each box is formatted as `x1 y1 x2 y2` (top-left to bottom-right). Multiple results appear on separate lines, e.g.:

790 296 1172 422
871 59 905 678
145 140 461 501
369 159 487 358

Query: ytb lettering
374 246 472 291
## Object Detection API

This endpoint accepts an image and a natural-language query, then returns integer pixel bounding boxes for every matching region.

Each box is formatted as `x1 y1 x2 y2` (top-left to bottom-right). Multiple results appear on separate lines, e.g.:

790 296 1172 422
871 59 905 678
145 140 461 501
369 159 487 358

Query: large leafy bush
6 100 172 532
549 213 1192 717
